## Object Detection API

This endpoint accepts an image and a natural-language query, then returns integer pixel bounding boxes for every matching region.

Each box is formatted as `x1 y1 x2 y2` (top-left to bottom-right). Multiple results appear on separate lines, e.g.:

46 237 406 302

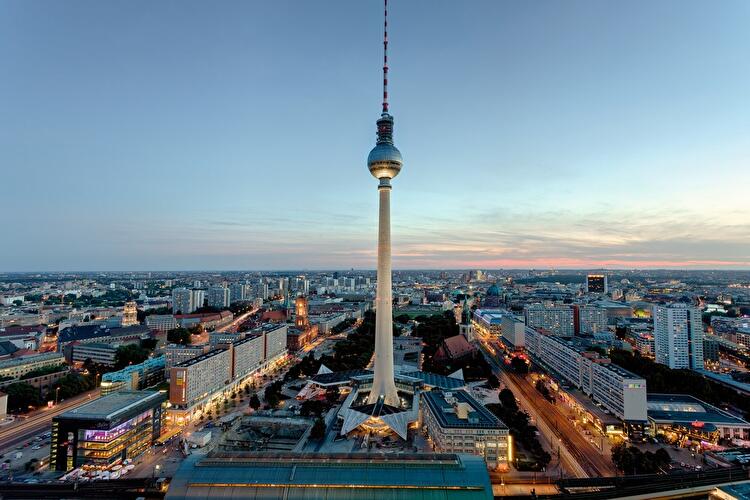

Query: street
479 342 617 478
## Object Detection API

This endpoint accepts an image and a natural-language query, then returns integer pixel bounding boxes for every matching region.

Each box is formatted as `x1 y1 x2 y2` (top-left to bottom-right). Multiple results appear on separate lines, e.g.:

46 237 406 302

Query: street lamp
153 463 161 479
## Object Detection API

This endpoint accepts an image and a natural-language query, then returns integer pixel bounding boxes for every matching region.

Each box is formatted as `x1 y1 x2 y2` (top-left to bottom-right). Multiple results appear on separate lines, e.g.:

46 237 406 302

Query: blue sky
1 0 748 271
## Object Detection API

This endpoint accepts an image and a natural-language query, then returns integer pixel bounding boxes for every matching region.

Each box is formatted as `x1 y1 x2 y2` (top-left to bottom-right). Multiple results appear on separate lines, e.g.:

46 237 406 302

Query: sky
1 0 749 271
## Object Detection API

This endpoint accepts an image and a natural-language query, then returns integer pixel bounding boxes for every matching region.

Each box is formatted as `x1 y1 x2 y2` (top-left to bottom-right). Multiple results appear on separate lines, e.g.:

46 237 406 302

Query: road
0 389 101 454
479 343 616 478
217 309 258 333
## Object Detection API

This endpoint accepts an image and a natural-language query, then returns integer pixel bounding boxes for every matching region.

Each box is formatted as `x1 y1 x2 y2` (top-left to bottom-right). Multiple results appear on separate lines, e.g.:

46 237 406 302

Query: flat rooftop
647 393 750 427
166 452 493 500
59 390 165 422
175 347 228 368
422 389 507 430
402 371 465 390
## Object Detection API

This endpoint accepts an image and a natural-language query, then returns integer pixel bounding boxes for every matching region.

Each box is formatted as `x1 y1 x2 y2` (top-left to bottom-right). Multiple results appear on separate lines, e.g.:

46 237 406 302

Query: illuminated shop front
50 390 166 472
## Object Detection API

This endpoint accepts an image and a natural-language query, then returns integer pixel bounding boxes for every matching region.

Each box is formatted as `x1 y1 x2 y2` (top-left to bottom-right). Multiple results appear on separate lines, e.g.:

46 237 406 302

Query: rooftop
647 394 750 427
0 351 65 368
422 390 507 430
402 371 465 390
166 452 493 500
58 390 165 422
175 347 228 368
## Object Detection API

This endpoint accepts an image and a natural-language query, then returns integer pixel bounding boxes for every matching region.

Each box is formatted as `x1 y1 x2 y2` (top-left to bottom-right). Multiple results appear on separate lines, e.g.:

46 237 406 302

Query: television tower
367 0 402 407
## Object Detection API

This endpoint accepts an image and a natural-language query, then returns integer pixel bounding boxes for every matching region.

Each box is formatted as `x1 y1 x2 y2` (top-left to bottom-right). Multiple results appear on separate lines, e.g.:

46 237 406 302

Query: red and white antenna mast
382 0 389 114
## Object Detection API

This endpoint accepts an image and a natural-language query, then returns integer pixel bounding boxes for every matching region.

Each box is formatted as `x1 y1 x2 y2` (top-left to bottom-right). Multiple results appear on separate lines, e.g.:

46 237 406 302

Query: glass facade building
50 390 166 471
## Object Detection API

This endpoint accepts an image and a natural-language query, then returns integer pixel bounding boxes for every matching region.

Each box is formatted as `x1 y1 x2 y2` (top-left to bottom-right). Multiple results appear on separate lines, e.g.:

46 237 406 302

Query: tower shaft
368 178 399 406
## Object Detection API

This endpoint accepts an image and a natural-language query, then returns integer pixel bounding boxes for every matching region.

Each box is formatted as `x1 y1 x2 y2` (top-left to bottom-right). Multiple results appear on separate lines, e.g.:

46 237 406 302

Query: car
32 446 41 450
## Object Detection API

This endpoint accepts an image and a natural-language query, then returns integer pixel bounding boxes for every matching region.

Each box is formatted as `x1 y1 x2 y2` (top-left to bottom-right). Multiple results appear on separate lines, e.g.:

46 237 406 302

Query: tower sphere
368 113 403 179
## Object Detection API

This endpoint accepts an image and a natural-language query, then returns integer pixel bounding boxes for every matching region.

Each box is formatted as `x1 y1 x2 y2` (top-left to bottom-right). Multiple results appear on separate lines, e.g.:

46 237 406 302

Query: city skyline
2 0 749 271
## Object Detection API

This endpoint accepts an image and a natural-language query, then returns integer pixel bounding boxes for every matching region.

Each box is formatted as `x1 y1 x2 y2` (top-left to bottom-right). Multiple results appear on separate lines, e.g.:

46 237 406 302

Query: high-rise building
585 274 608 294
255 280 269 300
501 314 525 350
524 303 574 336
229 283 250 304
172 288 191 315
573 304 609 334
207 285 230 309
653 303 704 370
171 288 204 314
524 328 647 426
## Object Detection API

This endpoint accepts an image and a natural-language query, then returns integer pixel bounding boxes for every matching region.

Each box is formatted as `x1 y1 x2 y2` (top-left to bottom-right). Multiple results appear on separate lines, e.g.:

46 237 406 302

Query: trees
394 314 411 324
167 328 192 345
510 357 529 374
114 345 150 370
325 387 340 404
46 373 96 402
140 338 158 350
249 394 261 410
487 388 550 471
264 381 284 409
5 382 42 412
310 418 326 440
611 442 671 474
486 373 500 389
610 349 750 419
300 400 327 418
498 388 518 412
331 318 356 334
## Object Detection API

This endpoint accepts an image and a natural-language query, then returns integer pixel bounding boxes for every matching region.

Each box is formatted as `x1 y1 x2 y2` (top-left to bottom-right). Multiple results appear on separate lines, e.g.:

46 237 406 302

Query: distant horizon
3 267 750 274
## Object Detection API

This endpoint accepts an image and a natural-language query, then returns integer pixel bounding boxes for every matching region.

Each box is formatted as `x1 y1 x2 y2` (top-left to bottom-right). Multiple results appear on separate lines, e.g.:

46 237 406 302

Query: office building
252 323 288 362
524 328 647 427
524 303 574 336
0 352 66 381
169 324 287 424
207 285 230 309
145 314 178 332
165 343 209 370
170 348 232 409
574 304 609 334
58 324 150 351
209 331 242 347
421 390 511 469
653 303 704 370
232 334 265 379
586 274 608 294
50 390 167 471
66 342 117 367
229 283 251 304
100 356 166 395
501 314 525 350
704 337 720 363
472 309 504 338
171 288 204 314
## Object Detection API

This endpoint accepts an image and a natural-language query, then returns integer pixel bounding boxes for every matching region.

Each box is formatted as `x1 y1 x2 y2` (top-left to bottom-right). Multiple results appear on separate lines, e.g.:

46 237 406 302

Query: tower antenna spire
382 0 389 114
